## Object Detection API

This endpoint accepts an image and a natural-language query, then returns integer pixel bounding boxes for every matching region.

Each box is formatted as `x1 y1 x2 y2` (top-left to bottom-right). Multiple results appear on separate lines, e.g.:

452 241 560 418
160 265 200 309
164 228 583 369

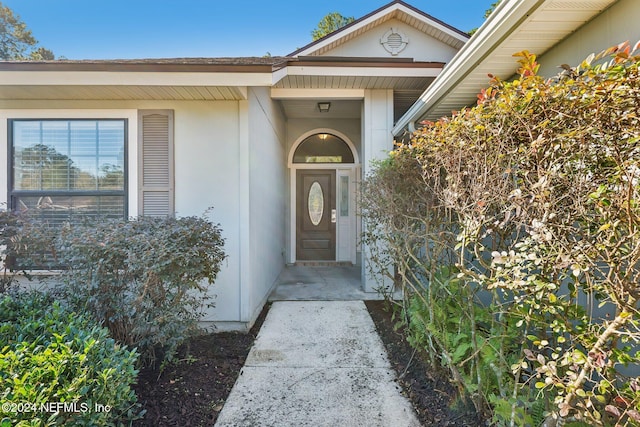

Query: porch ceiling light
317 102 331 113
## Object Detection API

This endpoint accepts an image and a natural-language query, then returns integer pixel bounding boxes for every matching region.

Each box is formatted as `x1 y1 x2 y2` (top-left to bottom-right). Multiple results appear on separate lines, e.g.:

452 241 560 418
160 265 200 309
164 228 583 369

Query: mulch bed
132 305 269 427
365 300 481 426
133 300 481 426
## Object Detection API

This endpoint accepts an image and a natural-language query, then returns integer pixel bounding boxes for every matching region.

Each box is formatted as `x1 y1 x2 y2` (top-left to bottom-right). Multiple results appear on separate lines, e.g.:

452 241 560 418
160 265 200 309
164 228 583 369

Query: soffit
395 0 619 130
281 99 362 119
272 58 442 90
0 85 248 101
273 75 435 90
394 89 425 121
277 89 428 121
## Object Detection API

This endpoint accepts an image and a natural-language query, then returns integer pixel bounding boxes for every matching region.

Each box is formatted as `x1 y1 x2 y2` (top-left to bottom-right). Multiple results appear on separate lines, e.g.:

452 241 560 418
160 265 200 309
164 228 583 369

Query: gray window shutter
138 110 174 217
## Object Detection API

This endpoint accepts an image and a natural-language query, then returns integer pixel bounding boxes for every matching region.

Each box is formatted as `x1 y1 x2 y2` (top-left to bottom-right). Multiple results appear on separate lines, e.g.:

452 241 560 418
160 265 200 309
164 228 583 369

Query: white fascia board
282 66 441 78
392 0 546 136
272 66 288 86
0 71 273 87
271 88 365 99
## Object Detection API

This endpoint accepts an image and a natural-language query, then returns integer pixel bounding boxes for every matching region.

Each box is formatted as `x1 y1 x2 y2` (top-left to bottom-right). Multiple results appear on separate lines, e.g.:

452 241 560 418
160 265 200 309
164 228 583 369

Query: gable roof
393 0 620 136
289 0 469 58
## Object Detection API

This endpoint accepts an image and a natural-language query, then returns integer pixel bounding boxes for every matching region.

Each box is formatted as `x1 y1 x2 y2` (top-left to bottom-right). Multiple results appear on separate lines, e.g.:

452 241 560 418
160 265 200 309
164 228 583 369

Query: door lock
331 209 337 223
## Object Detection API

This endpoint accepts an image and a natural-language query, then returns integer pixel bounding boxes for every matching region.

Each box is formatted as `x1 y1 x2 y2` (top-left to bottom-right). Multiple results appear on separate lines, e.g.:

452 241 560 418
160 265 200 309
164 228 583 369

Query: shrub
0 208 61 295
362 43 640 425
0 291 141 426
56 213 226 367
0 209 21 293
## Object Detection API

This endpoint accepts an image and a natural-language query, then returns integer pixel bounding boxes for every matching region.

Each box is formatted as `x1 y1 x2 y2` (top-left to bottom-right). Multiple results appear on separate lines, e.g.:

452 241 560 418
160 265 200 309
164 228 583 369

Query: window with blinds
138 110 174 217
9 119 127 225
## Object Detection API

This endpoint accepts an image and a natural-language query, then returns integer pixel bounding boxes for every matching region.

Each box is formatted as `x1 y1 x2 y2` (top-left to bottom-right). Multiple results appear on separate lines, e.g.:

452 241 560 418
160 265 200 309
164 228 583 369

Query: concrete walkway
215 301 420 427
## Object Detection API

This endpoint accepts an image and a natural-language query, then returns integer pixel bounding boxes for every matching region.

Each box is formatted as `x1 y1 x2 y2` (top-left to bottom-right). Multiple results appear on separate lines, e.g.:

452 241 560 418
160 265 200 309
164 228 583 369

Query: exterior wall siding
246 87 287 325
0 99 245 326
538 0 640 77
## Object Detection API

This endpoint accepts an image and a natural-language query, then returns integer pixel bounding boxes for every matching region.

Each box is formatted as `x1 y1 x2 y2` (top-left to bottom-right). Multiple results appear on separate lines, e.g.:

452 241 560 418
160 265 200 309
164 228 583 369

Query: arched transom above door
288 129 359 167
293 133 355 164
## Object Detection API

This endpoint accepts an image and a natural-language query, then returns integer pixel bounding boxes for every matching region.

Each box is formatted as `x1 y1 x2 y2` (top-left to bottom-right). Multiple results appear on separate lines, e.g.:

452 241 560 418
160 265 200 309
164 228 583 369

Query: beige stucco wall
0 99 247 326
538 0 640 77
245 87 287 325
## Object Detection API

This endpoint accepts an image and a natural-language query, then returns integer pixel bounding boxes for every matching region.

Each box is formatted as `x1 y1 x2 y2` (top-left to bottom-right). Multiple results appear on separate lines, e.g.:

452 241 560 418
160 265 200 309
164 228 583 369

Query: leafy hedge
0 292 141 426
0 209 226 368
56 213 226 367
362 43 640 426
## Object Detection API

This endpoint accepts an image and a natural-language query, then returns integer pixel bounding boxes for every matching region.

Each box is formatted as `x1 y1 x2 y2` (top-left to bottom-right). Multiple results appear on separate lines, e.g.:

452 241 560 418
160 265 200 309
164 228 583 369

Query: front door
296 170 336 260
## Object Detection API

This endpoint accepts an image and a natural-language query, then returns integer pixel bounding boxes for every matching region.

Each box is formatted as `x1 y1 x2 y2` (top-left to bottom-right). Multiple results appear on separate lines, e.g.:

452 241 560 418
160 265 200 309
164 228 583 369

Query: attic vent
387 33 404 49
380 28 408 56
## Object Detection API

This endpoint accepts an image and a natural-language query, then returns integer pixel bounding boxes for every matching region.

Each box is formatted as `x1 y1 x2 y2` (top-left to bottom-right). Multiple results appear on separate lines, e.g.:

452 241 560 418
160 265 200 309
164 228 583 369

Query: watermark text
2 401 111 414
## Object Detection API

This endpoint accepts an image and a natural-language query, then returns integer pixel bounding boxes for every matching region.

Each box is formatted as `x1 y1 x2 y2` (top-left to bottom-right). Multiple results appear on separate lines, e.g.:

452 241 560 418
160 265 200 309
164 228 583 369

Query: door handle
331 209 337 223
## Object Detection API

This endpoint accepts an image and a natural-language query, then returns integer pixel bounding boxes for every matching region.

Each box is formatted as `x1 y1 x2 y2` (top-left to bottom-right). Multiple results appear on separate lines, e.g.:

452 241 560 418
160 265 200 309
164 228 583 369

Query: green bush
56 213 226 367
363 43 640 426
0 291 141 426
0 208 61 294
0 209 21 293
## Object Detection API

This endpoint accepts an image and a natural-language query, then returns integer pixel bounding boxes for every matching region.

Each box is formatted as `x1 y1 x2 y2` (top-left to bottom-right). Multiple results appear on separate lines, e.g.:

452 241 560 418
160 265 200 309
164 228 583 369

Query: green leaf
451 343 473 364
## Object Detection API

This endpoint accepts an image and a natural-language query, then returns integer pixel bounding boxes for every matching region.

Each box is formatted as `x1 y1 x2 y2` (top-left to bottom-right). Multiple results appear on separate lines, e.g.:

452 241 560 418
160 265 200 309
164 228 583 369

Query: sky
2 0 496 60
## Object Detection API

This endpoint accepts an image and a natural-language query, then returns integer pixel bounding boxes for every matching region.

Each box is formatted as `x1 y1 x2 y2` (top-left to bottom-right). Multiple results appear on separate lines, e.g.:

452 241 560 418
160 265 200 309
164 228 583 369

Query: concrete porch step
268 264 401 301
293 261 354 267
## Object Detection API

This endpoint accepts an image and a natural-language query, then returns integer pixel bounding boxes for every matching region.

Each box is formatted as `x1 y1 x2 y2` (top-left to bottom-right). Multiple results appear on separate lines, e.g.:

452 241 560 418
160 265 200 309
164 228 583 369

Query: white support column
361 89 394 293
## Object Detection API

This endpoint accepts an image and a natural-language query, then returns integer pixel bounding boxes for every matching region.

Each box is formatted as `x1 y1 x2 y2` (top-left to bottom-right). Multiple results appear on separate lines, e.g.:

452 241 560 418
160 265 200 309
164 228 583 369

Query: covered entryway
289 130 359 263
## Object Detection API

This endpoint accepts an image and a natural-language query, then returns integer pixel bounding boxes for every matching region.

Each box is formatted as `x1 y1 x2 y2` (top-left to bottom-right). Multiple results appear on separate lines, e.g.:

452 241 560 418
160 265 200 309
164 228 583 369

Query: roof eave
272 60 444 87
392 0 622 137
392 0 547 136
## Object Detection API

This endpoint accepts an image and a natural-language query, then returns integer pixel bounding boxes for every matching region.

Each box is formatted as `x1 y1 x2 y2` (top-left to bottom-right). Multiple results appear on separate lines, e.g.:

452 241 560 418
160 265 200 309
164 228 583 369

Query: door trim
288 128 359 264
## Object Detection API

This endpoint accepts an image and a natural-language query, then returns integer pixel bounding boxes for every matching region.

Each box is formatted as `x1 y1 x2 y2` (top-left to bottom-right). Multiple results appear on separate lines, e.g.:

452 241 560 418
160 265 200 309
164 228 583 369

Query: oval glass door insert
308 181 324 226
